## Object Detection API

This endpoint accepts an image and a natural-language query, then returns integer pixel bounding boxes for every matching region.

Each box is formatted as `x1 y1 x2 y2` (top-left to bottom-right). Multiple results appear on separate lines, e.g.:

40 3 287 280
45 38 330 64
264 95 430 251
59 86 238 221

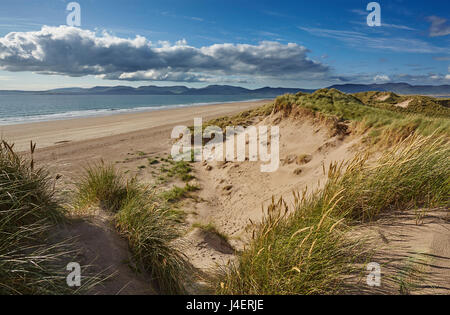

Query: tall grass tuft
327 134 449 221
115 189 190 294
74 162 130 212
216 134 449 294
74 163 190 294
0 141 78 294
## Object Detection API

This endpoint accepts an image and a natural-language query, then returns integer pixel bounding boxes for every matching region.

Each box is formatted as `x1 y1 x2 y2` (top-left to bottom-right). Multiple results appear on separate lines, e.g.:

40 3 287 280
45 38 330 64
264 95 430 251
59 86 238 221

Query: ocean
0 94 269 125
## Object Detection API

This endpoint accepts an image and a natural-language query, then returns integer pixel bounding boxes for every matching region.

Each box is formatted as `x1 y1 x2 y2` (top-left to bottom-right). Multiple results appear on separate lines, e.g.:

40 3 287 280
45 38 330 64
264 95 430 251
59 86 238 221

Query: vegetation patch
160 184 200 203
216 134 449 294
73 163 191 294
0 141 93 294
272 89 450 145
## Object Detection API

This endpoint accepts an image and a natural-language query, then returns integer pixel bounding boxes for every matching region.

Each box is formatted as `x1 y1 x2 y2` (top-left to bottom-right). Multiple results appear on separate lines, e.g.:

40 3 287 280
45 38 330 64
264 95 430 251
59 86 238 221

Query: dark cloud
0 26 329 82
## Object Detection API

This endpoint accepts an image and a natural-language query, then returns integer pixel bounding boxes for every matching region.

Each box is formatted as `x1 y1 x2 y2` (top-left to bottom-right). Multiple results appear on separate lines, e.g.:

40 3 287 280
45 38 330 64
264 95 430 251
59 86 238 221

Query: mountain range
0 83 448 96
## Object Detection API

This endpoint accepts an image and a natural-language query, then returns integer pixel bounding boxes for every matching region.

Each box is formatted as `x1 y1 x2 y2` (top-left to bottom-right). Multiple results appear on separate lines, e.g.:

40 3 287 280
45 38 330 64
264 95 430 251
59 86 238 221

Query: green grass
167 161 193 179
327 135 449 221
353 92 450 117
216 134 449 294
158 159 196 183
148 158 160 165
74 162 130 212
115 185 191 294
160 184 199 203
204 102 275 130
0 141 90 294
272 89 450 145
188 102 275 146
73 163 190 294
197 89 449 294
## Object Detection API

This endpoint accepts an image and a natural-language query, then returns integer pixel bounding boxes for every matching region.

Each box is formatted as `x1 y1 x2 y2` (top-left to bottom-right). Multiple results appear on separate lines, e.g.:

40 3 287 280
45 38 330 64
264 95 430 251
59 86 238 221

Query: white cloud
374 74 390 82
381 23 416 31
299 26 447 53
445 74 450 80
0 25 329 82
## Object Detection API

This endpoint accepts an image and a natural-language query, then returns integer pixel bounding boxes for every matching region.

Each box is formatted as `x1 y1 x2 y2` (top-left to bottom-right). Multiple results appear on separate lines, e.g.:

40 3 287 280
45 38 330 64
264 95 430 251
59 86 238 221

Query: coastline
0 96 270 126
1 99 271 152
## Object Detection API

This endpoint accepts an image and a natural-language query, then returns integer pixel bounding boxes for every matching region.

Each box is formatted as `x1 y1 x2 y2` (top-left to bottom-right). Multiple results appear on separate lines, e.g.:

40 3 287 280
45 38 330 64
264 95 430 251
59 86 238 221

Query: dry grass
0 141 97 294
272 89 450 146
73 163 191 294
216 134 449 294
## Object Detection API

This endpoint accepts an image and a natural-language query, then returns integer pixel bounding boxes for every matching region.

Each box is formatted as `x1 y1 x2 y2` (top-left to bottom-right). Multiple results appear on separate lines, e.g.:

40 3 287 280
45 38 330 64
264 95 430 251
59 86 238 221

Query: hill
0 83 447 96
352 91 450 116
0 85 311 96
329 83 450 96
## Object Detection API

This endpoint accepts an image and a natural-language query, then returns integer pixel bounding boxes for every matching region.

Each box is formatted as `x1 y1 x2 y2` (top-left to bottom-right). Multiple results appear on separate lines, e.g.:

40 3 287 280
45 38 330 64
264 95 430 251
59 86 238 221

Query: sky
0 0 449 90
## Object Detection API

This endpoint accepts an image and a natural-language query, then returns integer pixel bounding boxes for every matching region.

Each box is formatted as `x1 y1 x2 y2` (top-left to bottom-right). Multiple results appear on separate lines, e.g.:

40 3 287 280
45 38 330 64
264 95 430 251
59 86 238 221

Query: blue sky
0 0 449 90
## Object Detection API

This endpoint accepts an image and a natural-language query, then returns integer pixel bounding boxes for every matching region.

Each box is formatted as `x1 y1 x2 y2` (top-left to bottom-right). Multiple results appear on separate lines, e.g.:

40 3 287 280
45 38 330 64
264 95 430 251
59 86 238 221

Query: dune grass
115 186 191 294
273 89 450 145
204 102 275 130
216 134 449 294
74 162 132 212
0 141 85 294
158 158 196 182
160 183 199 203
73 162 190 294
353 92 450 117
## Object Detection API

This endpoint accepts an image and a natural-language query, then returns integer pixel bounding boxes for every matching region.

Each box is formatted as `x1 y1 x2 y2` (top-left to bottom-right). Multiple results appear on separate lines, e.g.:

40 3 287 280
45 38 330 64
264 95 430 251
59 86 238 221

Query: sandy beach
1 100 271 152
0 99 272 203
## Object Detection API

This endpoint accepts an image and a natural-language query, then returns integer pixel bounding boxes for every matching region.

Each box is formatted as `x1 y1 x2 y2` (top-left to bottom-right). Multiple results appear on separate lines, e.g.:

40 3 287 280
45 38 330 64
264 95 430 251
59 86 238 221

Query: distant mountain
252 86 314 95
0 84 311 96
328 83 450 95
0 83 448 96
136 85 190 94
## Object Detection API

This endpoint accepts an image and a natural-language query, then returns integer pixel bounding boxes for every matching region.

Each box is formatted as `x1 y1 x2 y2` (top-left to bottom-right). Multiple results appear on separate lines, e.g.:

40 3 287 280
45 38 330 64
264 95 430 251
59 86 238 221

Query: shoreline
1 99 272 152
0 97 270 126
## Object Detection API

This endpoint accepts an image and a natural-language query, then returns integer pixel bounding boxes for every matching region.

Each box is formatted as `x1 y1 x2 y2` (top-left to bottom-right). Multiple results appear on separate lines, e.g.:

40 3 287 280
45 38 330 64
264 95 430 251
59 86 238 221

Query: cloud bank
0 25 329 82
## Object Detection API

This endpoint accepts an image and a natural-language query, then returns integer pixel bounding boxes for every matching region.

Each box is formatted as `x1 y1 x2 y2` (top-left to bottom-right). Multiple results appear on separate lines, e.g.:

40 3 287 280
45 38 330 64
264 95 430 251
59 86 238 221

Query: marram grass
216 134 449 295
73 162 191 294
0 141 97 294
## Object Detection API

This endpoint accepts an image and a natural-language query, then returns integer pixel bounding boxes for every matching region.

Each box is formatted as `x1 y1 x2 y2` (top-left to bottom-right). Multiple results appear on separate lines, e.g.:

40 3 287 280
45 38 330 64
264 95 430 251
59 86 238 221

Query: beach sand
0 99 272 294
1 100 271 152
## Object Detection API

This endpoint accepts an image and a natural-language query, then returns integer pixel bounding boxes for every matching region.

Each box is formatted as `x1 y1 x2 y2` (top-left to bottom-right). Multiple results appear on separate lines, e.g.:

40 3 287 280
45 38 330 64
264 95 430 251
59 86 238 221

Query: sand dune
4 98 448 295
